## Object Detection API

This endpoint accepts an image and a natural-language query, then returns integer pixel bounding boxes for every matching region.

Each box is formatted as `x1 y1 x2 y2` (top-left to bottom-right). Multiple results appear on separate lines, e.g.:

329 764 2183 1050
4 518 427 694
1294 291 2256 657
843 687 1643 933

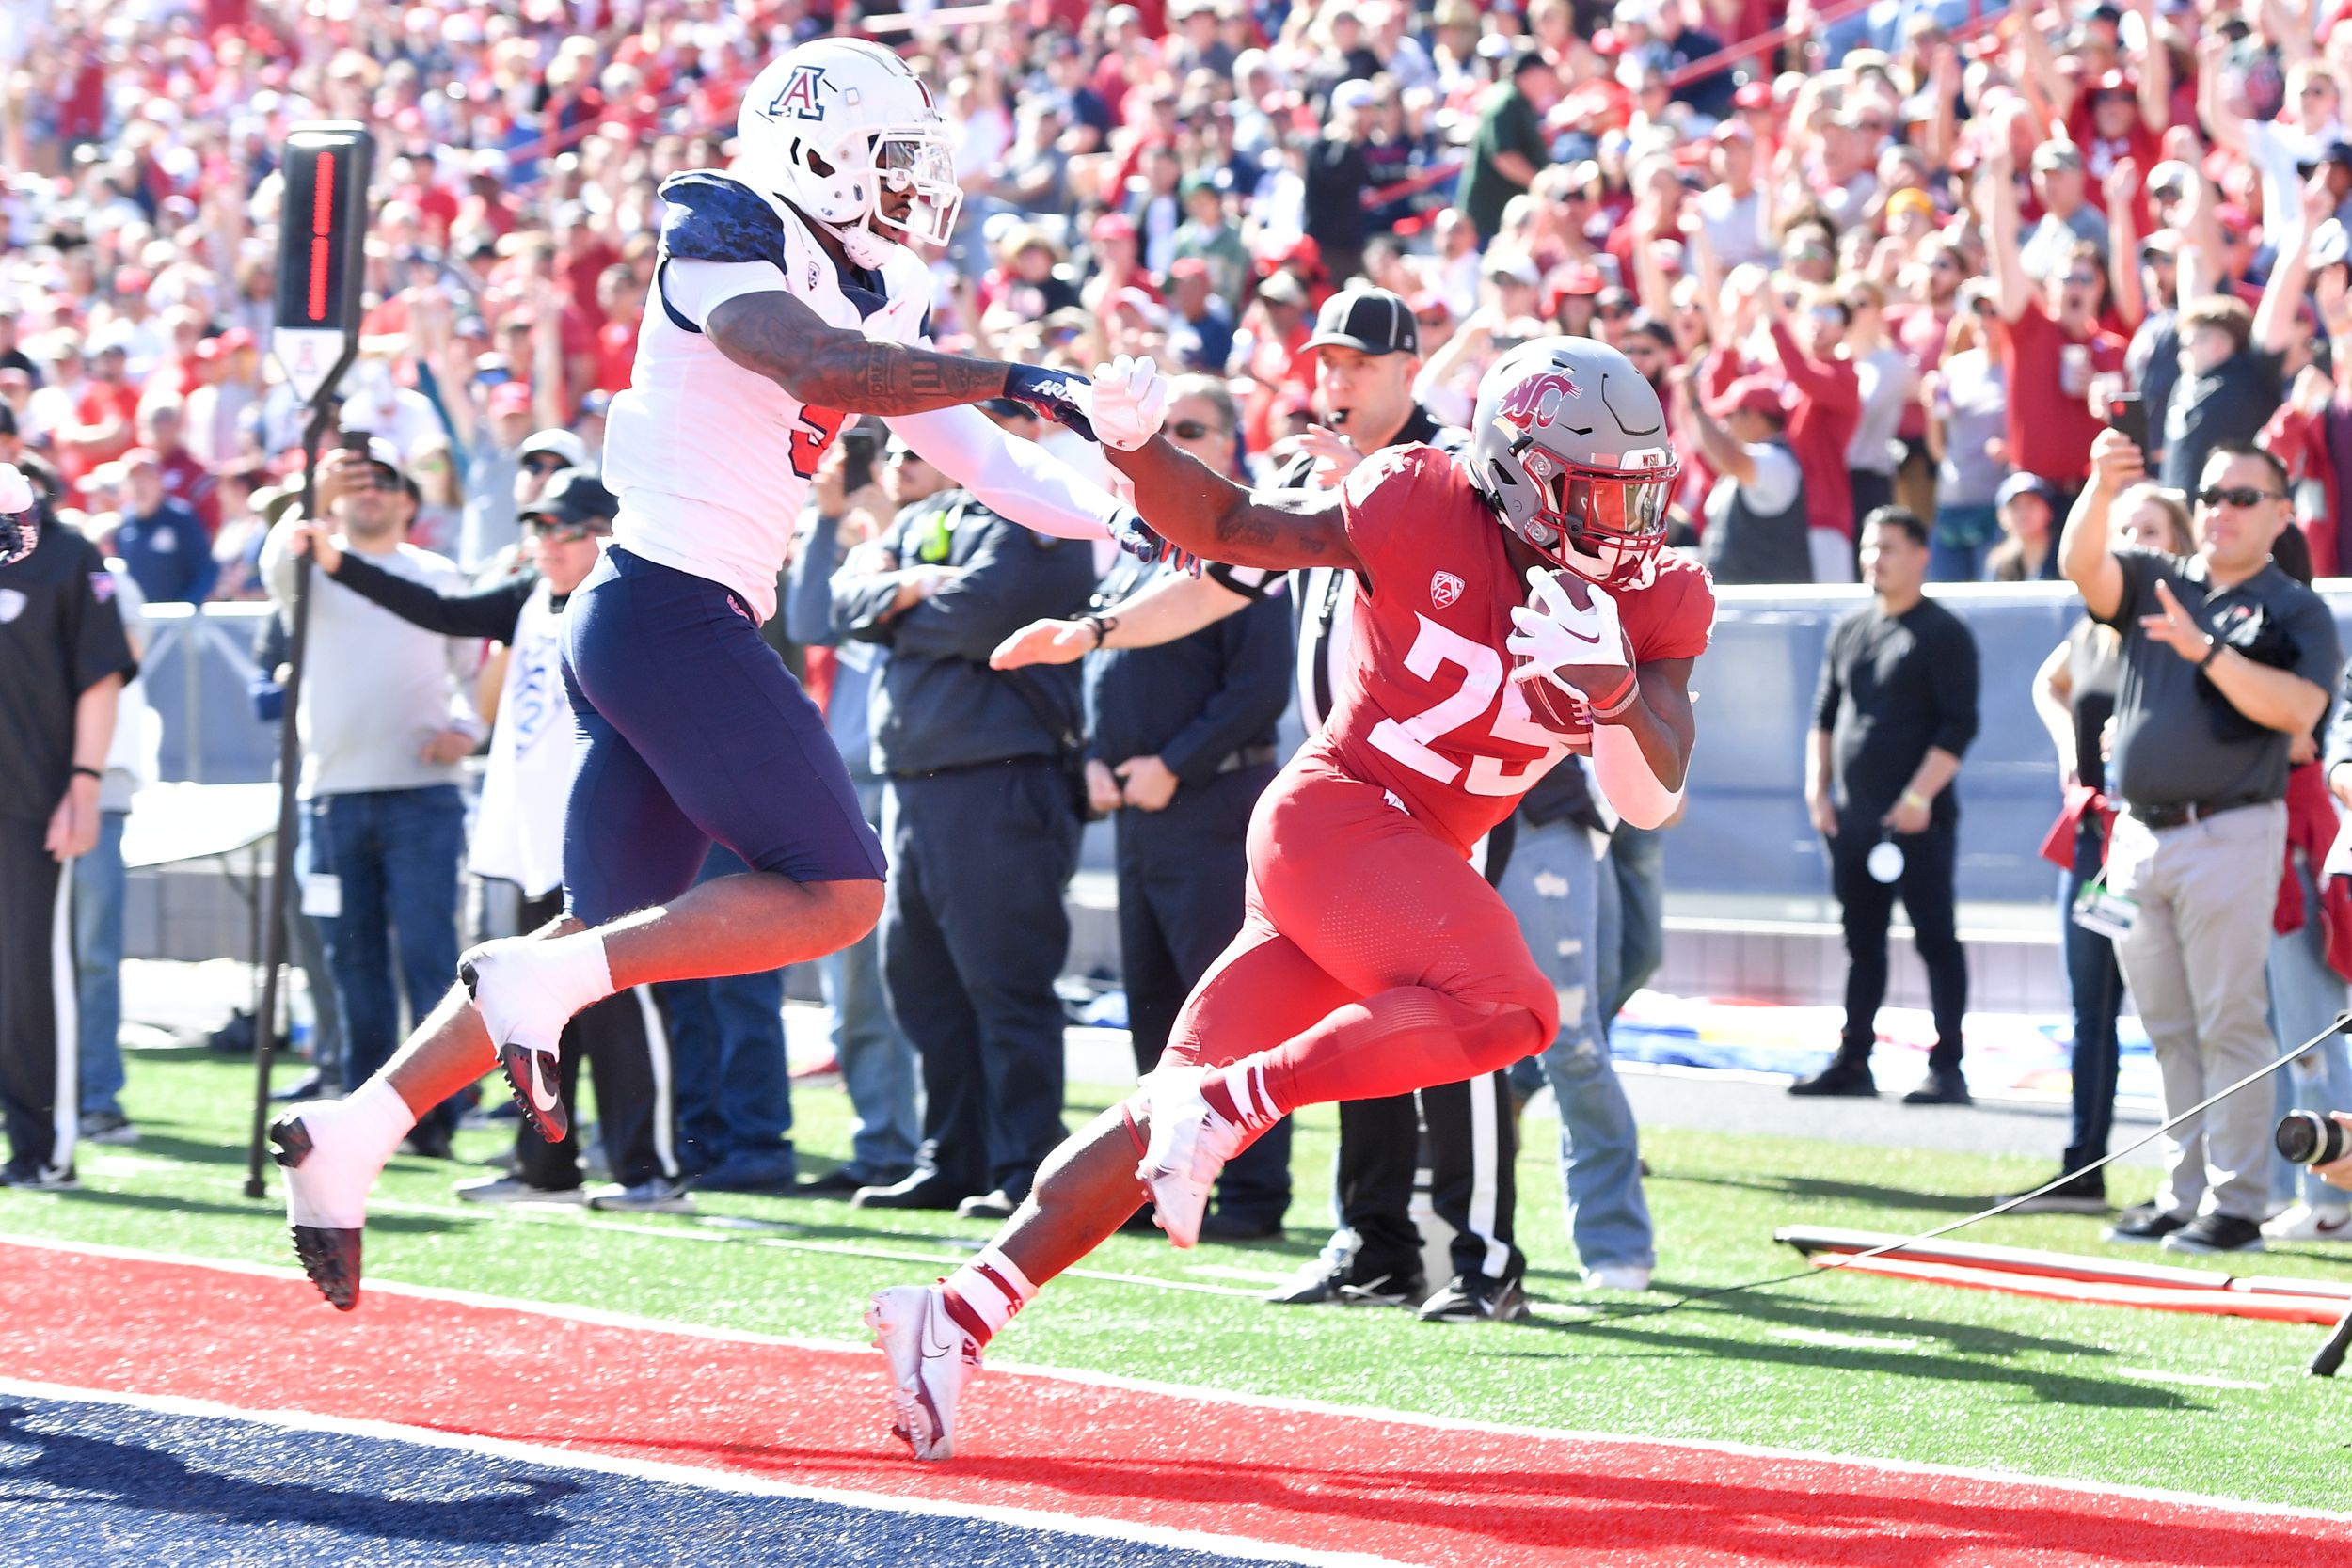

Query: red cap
1168 256 1211 280
487 382 533 418
1591 26 1622 55
194 338 224 361
1090 212 1137 243
2091 69 2135 96
2217 202 2254 238
217 326 256 353
1714 375 1790 420
1734 80 1772 110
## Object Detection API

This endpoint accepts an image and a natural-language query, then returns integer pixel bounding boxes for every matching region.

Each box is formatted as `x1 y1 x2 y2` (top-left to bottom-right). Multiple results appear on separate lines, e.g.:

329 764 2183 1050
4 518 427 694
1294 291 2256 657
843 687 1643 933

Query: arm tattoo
709 295 1006 415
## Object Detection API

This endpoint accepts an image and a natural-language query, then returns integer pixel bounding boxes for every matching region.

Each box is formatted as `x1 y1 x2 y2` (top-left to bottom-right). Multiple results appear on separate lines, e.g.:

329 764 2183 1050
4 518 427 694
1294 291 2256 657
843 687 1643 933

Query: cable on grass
1541 1009 2352 1328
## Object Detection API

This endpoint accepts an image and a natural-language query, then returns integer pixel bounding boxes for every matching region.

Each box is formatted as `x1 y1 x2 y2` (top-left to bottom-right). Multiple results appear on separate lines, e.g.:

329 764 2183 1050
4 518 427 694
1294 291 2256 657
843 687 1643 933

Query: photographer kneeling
2058 431 2342 1254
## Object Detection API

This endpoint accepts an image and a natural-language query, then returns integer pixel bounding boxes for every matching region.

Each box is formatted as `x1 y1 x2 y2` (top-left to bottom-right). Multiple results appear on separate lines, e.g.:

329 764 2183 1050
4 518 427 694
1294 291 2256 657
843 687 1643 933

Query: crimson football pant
1164 764 1558 1116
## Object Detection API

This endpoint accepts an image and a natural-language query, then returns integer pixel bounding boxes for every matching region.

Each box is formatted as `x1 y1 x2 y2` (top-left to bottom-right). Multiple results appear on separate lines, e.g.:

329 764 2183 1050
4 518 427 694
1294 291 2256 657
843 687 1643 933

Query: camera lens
2277 1109 2351 1166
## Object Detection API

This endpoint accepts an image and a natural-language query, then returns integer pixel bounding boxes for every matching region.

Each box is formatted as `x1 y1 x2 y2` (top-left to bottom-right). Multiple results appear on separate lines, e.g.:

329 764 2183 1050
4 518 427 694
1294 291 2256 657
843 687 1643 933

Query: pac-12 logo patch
766 64 828 121
1430 570 1464 609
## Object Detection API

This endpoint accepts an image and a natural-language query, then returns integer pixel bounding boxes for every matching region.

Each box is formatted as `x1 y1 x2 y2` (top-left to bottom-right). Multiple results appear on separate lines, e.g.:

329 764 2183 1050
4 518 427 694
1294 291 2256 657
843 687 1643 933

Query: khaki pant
2107 801 2285 1221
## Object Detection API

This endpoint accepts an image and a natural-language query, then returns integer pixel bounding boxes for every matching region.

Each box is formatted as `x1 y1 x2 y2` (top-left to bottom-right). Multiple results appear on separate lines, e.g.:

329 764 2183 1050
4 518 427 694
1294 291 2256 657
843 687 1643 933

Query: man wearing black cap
0 464 135 1189
993 288 1545 1319
288 471 685 1210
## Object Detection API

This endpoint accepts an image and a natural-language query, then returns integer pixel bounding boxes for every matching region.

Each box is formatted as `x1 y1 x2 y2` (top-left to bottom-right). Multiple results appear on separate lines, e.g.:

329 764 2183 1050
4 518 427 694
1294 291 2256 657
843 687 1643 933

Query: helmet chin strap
826 215 900 269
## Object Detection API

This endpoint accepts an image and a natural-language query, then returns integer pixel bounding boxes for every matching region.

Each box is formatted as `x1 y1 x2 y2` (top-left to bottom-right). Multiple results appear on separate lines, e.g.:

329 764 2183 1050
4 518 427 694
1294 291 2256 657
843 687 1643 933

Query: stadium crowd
12 0 2352 1303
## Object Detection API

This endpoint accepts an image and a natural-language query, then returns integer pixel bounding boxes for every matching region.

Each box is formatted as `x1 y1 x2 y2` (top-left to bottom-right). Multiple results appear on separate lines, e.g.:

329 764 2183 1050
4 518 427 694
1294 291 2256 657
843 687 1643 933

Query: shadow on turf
1660 1170 1994 1215
0 1405 580 1546
48 1186 461 1235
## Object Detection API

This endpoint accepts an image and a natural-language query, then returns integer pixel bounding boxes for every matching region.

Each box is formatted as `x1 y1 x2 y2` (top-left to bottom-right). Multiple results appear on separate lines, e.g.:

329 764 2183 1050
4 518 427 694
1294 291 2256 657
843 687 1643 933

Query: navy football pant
559 548 885 926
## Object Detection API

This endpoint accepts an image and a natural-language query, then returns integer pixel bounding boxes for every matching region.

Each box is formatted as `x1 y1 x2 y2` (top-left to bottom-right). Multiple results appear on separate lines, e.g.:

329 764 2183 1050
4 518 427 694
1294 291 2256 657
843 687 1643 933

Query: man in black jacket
1796 507 1981 1104
290 471 689 1211
833 427 1099 1218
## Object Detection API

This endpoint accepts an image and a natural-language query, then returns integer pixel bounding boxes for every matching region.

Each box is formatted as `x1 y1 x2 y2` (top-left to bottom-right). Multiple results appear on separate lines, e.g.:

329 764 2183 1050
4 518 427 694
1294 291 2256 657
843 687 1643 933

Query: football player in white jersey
269 37 1158 1310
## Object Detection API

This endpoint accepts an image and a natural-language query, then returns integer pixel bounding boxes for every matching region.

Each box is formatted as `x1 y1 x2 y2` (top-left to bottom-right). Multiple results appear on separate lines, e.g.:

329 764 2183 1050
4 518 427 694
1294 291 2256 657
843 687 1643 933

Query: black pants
1829 816 1967 1070
883 761 1081 1201
0 819 72 1179
511 888 675 1190
1336 1072 1521 1286
1119 764 1292 1225
1850 468 1896 537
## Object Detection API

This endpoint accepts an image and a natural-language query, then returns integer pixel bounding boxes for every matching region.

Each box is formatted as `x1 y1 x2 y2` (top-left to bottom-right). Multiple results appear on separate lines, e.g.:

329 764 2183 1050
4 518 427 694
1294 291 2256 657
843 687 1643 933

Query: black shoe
955 1189 1020 1221
398 1121 455 1161
0 1163 78 1192
1902 1067 1972 1105
1337 1269 1427 1308
1419 1271 1532 1323
268 1069 338 1104
1198 1210 1284 1243
2000 1170 2107 1214
851 1171 976 1211
698 1148 800 1194
207 1008 258 1054
1788 1058 1878 1097
2103 1202 2191 1244
2161 1212 2266 1255
799 1167 888 1198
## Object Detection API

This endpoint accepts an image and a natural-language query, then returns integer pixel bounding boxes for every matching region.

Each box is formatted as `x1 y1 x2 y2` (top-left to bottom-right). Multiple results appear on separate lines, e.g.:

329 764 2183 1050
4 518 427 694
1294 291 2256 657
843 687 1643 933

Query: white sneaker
1583 1262 1653 1291
866 1284 980 1461
460 937 582 1145
455 1174 587 1205
1136 1068 1248 1249
2261 1202 2352 1242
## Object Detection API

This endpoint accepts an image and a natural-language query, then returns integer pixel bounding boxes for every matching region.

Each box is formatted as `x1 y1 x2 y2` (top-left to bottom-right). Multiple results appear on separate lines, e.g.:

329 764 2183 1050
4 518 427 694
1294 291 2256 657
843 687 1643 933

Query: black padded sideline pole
243 122 373 1199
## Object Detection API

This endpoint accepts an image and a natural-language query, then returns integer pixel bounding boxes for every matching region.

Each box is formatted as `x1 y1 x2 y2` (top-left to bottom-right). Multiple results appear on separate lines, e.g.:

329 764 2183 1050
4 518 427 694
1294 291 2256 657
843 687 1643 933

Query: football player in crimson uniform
268 37 1154 1311
868 339 1714 1459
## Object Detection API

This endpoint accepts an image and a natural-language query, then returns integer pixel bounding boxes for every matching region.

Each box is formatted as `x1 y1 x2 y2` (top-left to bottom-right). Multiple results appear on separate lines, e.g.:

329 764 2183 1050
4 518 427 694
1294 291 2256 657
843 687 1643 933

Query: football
1513 569 1633 736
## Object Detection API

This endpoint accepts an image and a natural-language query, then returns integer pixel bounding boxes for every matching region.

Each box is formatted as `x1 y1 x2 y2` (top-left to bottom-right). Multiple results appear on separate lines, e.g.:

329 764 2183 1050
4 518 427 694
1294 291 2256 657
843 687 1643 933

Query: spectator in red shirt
1762 282 1864 582
594 265 641 395
60 331 141 484
1982 137 2128 499
140 402 220 537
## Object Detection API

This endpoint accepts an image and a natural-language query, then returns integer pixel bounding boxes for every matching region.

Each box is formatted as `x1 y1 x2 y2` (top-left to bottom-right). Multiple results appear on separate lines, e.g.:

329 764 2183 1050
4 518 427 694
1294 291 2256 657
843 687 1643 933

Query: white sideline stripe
0 1376 1408 1568
6 1231 2348 1525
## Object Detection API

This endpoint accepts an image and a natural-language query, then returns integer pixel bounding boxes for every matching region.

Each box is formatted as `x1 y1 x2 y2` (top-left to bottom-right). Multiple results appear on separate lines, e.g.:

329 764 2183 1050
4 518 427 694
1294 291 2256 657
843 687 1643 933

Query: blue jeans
817 780 916 1182
660 844 794 1178
300 786 466 1128
1500 815 1655 1271
72 811 127 1117
2060 823 2126 1176
2268 860 2352 1208
1596 821 1666 1027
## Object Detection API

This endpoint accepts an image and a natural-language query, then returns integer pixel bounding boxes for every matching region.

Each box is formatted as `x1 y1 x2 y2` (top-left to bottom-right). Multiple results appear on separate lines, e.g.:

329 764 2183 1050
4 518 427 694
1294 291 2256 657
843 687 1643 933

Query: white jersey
603 170 933 621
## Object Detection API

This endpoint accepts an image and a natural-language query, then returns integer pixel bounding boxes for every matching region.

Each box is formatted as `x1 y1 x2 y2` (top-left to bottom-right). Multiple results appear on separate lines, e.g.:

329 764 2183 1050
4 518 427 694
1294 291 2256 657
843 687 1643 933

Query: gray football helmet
1465 337 1678 589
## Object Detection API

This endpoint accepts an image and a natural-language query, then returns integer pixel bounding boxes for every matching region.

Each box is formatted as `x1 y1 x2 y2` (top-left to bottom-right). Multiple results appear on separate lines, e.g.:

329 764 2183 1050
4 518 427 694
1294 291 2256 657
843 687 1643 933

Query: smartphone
2105 391 2146 452
840 421 880 493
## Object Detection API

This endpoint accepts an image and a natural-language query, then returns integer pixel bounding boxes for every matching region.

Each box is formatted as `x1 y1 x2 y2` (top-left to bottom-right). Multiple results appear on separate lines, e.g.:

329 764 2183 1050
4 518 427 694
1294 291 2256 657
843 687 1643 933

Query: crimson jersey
1308 444 1716 853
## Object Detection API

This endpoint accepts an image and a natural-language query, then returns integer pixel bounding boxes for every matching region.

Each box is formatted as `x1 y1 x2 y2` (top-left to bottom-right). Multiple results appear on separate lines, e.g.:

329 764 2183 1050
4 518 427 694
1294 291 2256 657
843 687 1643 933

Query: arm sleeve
1154 594 1296 784
1813 620 1847 732
885 403 1120 542
1928 613 1981 758
1590 721 1682 829
784 510 844 647
326 552 531 641
889 516 1100 664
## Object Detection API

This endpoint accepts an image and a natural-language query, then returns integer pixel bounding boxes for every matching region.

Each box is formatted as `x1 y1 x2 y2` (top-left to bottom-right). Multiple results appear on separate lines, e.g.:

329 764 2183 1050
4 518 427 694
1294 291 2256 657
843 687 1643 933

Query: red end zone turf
4 1237 2347 1567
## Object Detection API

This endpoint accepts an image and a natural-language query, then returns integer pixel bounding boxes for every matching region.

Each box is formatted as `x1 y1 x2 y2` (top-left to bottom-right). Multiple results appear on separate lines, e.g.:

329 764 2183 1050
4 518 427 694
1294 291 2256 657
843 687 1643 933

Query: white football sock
284 1078 413 1229
943 1247 1037 1343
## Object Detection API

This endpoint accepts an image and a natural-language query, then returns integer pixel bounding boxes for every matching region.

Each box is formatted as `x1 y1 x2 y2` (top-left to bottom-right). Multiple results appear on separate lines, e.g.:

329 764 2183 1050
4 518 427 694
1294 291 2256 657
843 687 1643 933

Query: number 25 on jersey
1368 614 1574 798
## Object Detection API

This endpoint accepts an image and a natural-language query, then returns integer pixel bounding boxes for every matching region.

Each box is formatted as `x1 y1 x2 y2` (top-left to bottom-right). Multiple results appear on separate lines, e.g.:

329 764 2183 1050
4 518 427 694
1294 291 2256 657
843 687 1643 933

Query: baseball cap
1996 472 2056 507
1887 187 1935 221
1090 211 1137 245
522 469 619 531
1332 79 1376 113
1305 288 1419 356
1715 375 1789 420
1734 79 1772 109
519 427 592 471
2031 140 2083 171
1168 256 1212 281
487 381 533 419
1257 271 1308 307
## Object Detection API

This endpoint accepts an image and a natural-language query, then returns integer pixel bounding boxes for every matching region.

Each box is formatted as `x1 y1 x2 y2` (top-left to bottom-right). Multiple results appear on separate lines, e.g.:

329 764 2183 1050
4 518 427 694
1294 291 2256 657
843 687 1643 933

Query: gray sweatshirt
262 521 485 800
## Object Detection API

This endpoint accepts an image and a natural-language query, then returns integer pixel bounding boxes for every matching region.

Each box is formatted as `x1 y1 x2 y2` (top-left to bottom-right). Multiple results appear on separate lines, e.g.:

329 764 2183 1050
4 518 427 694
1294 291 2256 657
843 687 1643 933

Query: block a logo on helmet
739 39 963 261
1467 338 1680 591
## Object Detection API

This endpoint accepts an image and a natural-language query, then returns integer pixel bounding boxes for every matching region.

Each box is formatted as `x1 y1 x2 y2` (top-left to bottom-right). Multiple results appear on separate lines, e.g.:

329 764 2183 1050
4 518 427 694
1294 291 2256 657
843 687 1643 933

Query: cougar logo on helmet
1496 372 1580 429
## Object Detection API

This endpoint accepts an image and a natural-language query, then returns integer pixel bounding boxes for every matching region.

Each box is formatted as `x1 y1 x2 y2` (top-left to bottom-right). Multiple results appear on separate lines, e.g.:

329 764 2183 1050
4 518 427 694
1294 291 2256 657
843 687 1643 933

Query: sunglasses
1168 419 1225 440
2196 485 2284 509
523 517 605 541
1597 301 1635 319
522 454 570 475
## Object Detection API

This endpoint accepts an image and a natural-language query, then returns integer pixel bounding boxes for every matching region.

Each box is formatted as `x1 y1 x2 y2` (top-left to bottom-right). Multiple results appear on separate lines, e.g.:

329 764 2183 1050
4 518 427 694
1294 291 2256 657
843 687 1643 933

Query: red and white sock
939 1247 1036 1348
1200 1060 1283 1131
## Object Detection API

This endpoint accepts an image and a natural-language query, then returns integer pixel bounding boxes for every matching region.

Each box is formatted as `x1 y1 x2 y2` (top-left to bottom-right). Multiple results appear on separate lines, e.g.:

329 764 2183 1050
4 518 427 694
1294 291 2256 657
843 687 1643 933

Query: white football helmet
736 39 962 262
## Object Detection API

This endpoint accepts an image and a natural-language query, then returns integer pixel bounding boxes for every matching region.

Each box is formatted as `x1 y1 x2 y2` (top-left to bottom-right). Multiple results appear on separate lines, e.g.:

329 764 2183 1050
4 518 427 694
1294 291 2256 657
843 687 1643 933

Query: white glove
1088 354 1168 451
1506 566 1630 687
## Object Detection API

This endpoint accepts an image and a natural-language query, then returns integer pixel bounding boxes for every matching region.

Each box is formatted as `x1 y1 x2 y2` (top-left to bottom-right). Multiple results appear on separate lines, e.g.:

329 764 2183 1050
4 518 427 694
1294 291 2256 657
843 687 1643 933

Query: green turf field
11 1047 2352 1510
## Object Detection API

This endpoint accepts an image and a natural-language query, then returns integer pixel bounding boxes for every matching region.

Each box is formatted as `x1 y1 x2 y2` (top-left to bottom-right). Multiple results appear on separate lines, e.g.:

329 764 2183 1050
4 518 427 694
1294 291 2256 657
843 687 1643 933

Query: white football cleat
1136 1068 1248 1249
1582 1262 1653 1291
460 936 583 1144
2262 1202 2352 1242
866 1284 980 1462
271 1101 388 1311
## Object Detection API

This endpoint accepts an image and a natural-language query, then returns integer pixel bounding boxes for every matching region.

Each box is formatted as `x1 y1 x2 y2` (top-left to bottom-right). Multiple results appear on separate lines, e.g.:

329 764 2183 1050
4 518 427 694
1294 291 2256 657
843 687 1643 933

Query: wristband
70 765 102 782
1084 613 1118 649
2199 638 2225 673
1587 670 1639 721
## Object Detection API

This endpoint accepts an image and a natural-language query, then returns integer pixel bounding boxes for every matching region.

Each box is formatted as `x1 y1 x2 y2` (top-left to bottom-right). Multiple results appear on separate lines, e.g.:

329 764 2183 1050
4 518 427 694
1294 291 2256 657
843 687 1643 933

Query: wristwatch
2199 637 2224 673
